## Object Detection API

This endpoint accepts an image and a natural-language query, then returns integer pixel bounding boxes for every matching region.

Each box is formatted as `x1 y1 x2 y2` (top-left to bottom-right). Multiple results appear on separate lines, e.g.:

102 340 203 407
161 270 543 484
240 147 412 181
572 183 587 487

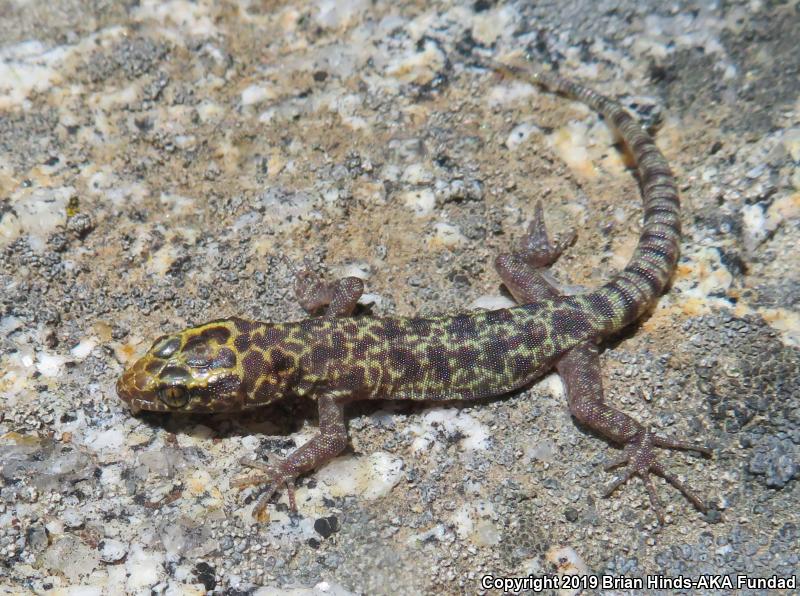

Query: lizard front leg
496 203 711 524
293 263 364 317
232 392 349 515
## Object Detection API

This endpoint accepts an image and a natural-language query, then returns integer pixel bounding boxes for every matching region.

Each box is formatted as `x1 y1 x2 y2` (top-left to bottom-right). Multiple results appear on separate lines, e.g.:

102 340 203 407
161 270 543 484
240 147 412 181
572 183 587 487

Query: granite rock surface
1 0 798 593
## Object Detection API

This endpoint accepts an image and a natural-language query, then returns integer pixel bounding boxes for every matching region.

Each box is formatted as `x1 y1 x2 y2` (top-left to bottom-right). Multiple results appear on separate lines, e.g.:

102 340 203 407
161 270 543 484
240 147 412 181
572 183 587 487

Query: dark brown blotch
408 318 432 337
242 351 269 382
485 309 513 324
485 338 509 373
152 337 180 358
523 325 548 350
283 341 307 354
504 334 523 351
426 347 451 383
145 358 165 374
486 336 508 356
254 379 276 403
234 333 252 352
351 338 372 360
551 308 590 340
270 349 295 374
310 343 338 366
199 325 231 345
335 366 366 391
210 347 237 369
254 326 290 349
373 319 404 340
388 347 423 381
452 346 480 368
511 355 531 377
340 320 359 336
231 317 258 334
161 366 192 383
446 314 477 337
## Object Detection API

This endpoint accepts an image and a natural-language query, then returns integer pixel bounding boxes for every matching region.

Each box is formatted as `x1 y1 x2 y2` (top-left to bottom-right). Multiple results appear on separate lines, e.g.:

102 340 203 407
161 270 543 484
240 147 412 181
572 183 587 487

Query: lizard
116 61 712 524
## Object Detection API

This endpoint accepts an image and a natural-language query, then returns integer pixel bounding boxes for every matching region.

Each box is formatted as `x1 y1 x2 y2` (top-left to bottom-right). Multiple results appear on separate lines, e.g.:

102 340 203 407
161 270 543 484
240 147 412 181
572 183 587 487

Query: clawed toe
652 434 713 457
517 201 576 268
233 455 298 514
252 479 297 517
239 455 282 473
603 428 710 524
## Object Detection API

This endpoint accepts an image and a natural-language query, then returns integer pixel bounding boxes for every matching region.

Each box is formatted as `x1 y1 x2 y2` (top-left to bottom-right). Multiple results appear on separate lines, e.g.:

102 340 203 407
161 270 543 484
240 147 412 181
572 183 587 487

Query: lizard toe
604 428 708 524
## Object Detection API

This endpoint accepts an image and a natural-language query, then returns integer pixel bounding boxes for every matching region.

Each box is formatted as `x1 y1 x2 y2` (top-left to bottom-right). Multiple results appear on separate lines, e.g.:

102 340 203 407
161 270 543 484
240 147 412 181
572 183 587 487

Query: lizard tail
487 60 681 333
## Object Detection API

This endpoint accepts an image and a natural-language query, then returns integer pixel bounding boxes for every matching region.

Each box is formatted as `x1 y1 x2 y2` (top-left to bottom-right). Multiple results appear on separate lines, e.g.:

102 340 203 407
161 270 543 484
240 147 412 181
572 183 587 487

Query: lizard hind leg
558 341 711 525
517 200 576 268
496 208 711 524
495 200 576 303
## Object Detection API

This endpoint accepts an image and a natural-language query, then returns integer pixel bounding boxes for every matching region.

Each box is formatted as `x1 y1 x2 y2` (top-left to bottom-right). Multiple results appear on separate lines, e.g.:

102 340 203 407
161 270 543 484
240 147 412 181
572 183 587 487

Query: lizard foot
517 200 577 267
293 264 363 317
232 456 298 515
603 428 711 524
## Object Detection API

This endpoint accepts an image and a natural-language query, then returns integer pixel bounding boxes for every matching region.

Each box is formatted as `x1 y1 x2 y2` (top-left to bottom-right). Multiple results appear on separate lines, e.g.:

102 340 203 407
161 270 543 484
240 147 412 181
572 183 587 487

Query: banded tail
487 60 681 334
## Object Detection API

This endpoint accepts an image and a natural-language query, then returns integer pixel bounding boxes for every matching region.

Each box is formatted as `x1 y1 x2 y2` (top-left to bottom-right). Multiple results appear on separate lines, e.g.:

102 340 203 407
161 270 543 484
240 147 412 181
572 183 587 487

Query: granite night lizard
117 62 711 524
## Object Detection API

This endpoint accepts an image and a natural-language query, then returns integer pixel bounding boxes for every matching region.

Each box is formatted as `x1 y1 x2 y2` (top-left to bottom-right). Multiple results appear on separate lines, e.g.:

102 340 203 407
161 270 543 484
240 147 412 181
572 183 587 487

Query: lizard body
117 64 711 523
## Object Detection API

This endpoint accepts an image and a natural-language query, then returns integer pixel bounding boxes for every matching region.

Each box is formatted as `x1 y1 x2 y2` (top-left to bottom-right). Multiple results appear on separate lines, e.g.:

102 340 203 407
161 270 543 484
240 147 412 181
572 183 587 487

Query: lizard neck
228 318 314 407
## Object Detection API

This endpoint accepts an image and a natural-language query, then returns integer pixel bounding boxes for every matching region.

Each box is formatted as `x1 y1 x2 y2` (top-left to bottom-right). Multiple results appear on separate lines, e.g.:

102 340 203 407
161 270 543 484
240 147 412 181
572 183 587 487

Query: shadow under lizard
117 62 712 525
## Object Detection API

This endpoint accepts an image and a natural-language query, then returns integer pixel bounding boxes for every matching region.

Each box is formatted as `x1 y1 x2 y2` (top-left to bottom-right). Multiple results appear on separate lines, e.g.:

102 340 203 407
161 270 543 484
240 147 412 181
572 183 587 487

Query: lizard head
117 318 304 413
116 319 248 413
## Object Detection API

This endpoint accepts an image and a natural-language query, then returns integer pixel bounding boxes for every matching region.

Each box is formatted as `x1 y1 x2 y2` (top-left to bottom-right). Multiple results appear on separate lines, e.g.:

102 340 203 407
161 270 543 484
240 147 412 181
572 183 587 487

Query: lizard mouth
116 372 139 413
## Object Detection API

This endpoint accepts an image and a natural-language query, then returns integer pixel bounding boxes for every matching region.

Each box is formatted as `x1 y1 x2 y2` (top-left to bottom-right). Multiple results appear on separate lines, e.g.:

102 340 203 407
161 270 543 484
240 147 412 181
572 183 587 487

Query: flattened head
116 319 247 413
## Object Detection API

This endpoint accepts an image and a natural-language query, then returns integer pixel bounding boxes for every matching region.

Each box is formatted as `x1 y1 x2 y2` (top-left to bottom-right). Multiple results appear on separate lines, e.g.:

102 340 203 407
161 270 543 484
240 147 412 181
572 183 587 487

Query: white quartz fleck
450 500 499 547
505 121 541 149
315 451 403 500
314 0 369 29
133 0 217 38
339 262 371 280
385 39 446 85
0 41 68 108
469 295 517 310
783 128 800 161
42 536 100 582
85 428 126 453
402 164 433 185
407 407 490 453
741 203 768 252
546 545 590 596
487 80 536 107
241 84 276 107
254 580 356 596
125 544 165 592
35 352 67 378
401 189 436 216
99 538 127 563
0 187 74 250
471 5 517 45
70 337 98 360
430 222 466 249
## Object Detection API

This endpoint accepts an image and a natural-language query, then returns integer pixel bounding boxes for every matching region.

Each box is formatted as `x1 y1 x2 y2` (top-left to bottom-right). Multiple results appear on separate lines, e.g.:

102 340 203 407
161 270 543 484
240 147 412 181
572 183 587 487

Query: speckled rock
1 0 798 593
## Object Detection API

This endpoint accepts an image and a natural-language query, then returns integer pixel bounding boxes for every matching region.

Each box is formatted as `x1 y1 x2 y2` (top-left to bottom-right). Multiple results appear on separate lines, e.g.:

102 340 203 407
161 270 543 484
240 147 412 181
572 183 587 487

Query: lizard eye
158 385 190 408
